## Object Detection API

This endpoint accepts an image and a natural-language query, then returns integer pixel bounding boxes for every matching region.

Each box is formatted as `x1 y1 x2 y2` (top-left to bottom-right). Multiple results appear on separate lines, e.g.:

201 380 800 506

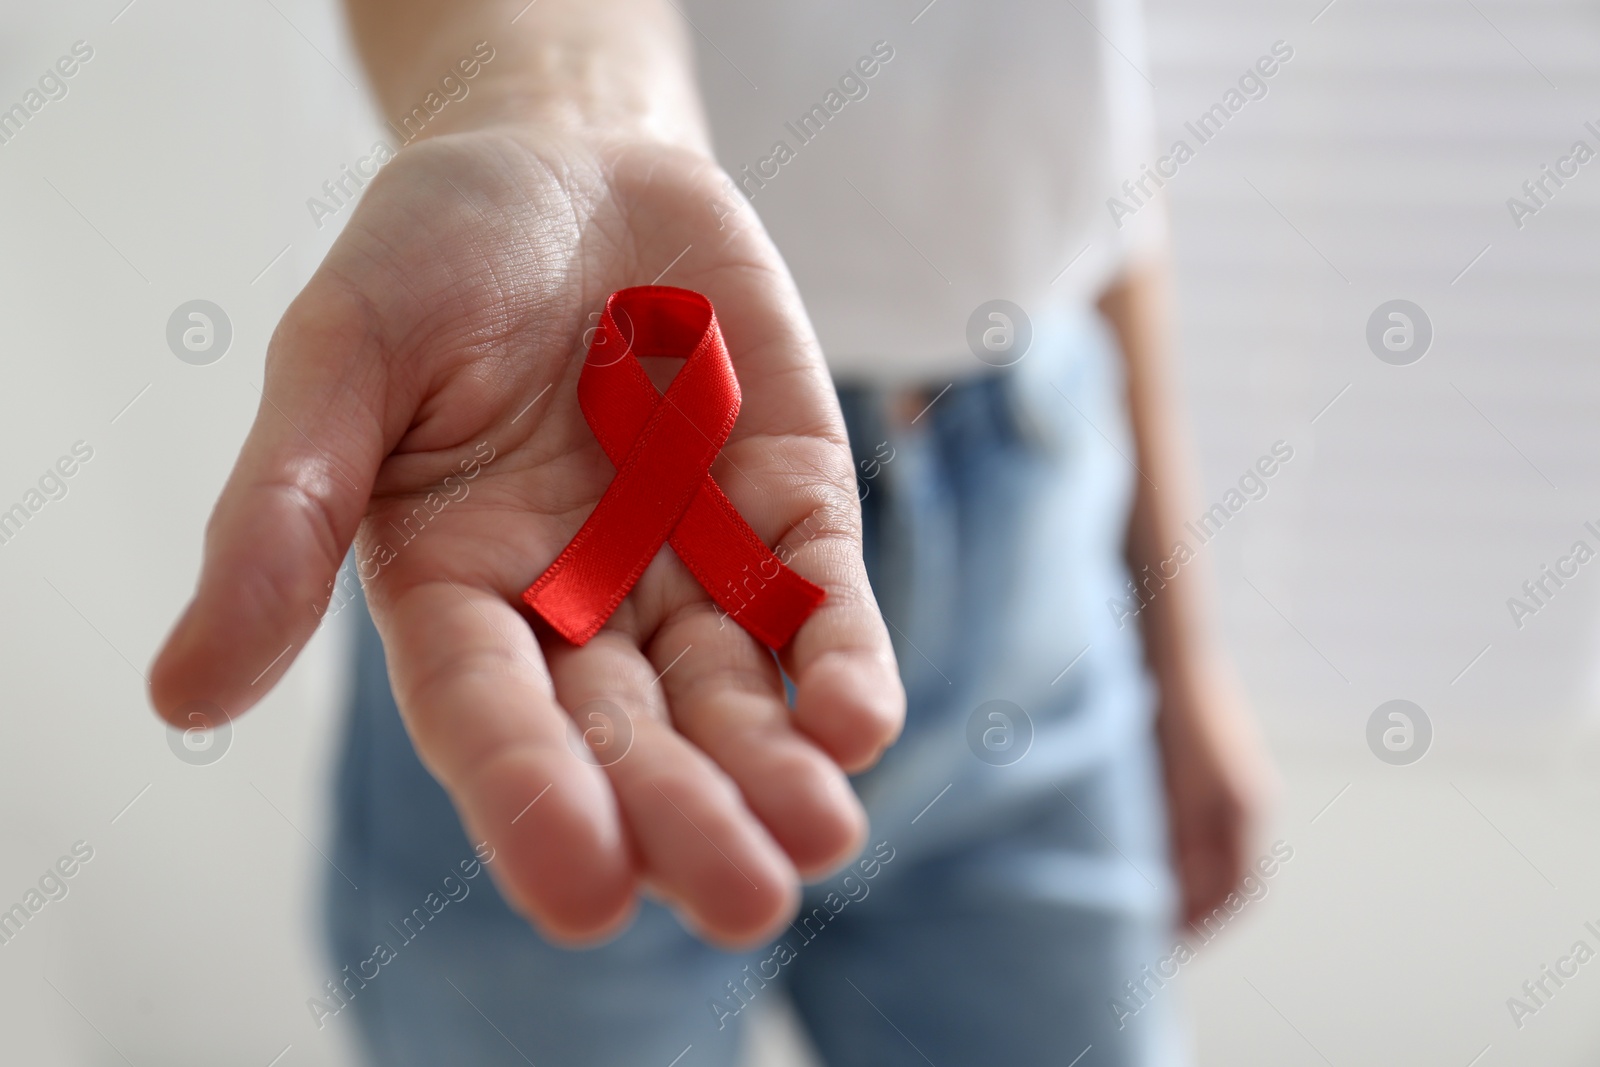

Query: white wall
1148 1 1600 1064
2 1 1599 1065
0 2 368 1063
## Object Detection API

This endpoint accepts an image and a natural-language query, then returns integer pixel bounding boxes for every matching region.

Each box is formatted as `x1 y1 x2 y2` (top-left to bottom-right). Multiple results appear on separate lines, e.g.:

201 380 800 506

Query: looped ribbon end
522 286 826 648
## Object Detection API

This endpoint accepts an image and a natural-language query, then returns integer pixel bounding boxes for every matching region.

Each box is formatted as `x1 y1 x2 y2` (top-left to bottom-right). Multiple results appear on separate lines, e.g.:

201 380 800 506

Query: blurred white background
3 0 1600 1064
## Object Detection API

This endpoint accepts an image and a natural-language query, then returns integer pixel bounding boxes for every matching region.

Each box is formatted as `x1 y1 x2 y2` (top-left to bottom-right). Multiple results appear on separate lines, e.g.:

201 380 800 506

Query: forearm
1098 257 1220 693
342 0 710 151
1102 257 1275 925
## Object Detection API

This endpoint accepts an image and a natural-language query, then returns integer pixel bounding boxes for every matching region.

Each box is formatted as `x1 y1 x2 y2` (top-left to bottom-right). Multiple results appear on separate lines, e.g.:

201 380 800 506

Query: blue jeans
326 305 1186 1066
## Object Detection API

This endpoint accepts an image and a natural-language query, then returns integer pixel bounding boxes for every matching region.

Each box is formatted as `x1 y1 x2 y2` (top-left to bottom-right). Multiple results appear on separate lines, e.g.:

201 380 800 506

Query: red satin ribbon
522 286 826 648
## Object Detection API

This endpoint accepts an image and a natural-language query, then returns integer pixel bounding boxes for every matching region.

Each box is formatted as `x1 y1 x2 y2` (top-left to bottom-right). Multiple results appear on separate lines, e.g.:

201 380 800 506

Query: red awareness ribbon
522 286 826 648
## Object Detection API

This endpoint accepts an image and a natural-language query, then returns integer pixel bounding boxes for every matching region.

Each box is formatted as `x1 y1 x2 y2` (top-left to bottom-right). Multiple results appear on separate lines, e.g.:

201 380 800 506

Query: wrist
349 2 712 156
415 80 712 157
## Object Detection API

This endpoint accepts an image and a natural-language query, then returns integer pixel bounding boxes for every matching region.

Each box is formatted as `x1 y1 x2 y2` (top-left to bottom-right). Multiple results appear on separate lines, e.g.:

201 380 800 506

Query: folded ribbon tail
522 286 825 648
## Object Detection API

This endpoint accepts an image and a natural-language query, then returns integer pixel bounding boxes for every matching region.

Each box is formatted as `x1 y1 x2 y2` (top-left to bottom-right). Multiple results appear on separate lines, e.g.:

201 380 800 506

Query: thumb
150 283 390 727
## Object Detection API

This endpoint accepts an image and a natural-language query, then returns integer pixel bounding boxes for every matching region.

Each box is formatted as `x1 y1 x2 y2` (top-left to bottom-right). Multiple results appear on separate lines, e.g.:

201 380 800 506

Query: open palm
150 128 903 947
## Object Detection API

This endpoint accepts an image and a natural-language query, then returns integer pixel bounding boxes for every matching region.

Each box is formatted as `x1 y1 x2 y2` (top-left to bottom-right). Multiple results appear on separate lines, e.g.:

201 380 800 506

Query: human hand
149 127 904 948
1155 662 1276 928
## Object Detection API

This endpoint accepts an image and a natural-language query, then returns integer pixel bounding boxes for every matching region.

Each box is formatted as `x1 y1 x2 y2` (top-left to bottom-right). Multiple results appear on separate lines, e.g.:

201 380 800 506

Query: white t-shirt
683 0 1164 384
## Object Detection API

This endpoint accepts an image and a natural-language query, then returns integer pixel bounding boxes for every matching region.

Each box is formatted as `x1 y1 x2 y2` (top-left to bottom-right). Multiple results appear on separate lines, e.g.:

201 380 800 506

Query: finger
150 281 392 725
543 631 800 947
716 439 903 772
1179 816 1242 927
1181 844 1231 927
781 521 906 773
377 580 636 943
679 266 905 771
648 605 869 881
